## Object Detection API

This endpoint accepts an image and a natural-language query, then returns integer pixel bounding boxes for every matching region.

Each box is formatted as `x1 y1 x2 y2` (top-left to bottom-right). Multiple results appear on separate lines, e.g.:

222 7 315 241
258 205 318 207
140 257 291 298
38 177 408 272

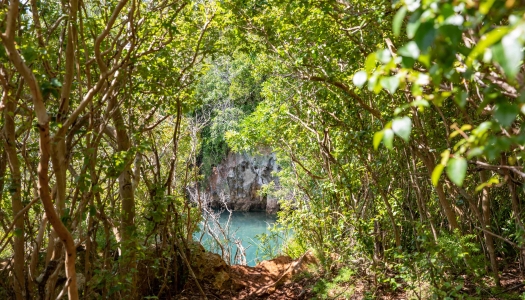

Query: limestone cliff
208 148 280 213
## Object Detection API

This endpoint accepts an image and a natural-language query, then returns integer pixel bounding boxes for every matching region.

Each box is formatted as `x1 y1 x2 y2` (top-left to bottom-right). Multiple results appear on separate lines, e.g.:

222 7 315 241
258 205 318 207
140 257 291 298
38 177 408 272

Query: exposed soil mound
177 250 318 299
228 251 318 299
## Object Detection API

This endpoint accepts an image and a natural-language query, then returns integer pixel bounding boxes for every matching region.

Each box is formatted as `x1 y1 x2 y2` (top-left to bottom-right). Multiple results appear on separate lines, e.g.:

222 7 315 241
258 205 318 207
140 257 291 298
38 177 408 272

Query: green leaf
411 99 429 107
393 6 407 37
373 130 384 150
467 27 510 67
392 116 412 142
380 76 399 94
21 46 38 64
353 71 367 88
14 228 23 237
365 52 377 73
401 56 415 68
398 42 420 59
50 89 60 99
431 164 445 186
50 78 62 87
440 3 455 19
414 22 436 53
494 102 519 127
475 176 499 192
383 129 394 149
440 24 462 45
467 147 484 159
418 53 431 68
377 49 391 64
406 16 421 39
446 157 467 186
454 91 467 108
0 46 6 60
492 31 523 80
89 205 97 216
480 0 496 15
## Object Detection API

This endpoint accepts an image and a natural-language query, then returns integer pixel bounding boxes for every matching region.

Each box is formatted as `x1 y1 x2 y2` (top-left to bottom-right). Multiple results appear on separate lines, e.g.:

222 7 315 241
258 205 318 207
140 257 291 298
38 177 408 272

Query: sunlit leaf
398 41 420 59
446 157 467 186
380 76 400 94
467 27 510 67
392 116 412 142
431 164 445 186
383 129 394 149
480 0 496 15
353 71 367 88
365 52 377 73
51 78 62 87
393 6 407 37
406 16 421 39
492 31 523 80
373 130 384 150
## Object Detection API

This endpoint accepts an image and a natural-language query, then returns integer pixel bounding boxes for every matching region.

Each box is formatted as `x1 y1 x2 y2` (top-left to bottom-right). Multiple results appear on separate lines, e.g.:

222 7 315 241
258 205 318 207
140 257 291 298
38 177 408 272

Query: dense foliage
1 0 524 299
0 1 221 298
223 0 525 297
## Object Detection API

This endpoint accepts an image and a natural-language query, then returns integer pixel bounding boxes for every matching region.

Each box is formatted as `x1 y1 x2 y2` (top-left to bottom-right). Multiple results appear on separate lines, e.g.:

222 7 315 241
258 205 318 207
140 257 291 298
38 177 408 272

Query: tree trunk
507 173 525 274
2 78 26 300
109 94 136 295
360 150 401 248
479 170 500 286
1 2 78 297
408 153 438 242
415 148 459 231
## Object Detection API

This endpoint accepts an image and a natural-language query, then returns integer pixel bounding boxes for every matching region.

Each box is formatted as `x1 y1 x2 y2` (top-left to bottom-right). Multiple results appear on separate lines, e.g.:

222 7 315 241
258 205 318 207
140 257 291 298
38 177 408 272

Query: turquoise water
195 211 285 266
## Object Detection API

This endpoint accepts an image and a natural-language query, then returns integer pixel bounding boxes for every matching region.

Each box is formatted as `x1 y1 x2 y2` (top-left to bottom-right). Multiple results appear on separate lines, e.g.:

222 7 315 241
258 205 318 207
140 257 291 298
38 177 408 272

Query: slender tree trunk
84 118 98 296
506 173 525 273
415 148 459 231
479 170 500 286
2 79 26 300
0 144 6 212
359 150 401 248
109 94 136 295
30 217 47 293
1 2 78 297
47 136 67 298
408 154 438 242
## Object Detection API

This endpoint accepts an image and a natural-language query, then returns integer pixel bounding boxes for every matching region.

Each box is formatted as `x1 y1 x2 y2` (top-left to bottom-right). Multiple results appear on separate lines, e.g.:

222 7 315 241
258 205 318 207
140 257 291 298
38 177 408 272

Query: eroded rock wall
208 148 280 213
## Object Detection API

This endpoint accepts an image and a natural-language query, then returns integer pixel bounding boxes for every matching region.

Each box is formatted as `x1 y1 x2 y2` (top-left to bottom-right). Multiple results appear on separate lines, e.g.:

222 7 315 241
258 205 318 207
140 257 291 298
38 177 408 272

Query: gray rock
208 148 280 213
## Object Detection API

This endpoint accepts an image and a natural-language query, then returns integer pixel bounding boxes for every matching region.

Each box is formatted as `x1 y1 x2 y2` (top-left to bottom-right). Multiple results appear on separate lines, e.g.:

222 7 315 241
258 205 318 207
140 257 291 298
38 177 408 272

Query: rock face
208 148 280 213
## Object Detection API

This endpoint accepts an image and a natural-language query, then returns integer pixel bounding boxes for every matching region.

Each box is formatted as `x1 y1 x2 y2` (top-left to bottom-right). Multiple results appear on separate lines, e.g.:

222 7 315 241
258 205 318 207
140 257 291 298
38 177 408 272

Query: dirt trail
178 250 318 299
226 252 318 299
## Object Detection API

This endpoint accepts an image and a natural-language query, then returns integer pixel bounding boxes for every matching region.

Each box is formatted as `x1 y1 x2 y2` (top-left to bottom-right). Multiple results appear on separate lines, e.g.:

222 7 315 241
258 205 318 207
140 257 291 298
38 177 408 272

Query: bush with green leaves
390 231 486 298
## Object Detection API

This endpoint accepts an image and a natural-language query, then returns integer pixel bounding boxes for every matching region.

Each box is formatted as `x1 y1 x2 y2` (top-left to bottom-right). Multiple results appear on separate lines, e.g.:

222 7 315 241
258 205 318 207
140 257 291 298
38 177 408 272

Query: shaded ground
177 252 318 299
175 251 525 300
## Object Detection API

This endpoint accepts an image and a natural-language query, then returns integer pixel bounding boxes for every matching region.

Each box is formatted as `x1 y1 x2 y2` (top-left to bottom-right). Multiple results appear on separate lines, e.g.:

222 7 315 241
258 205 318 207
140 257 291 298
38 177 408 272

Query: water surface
196 211 284 266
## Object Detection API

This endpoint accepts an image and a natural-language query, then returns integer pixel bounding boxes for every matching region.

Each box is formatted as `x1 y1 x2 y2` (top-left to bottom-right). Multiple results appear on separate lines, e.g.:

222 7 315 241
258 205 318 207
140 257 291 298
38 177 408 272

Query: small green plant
251 231 282 263
389 231 487 299
282 237 306 259
313 267 356 299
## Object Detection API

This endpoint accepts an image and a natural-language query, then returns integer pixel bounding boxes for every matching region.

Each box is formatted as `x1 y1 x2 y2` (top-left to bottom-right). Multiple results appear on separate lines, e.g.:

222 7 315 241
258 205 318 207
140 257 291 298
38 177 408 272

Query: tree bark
414 148 459 231
408 152 439 242
109 91 136 295
359 150 401 248
479 170 500 286
1 2 78 298
2 72 25 300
